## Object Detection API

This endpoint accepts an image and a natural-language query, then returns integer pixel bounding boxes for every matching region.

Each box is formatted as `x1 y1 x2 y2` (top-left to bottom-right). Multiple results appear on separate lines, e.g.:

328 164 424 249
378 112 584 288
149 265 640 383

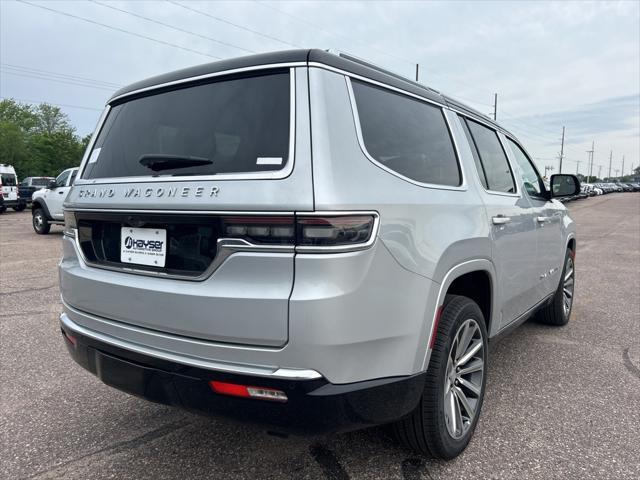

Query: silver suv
59 50 579 459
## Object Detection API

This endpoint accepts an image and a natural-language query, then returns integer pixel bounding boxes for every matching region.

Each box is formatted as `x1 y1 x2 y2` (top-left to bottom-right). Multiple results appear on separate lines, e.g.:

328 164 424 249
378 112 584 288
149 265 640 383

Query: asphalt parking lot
1 193 639 480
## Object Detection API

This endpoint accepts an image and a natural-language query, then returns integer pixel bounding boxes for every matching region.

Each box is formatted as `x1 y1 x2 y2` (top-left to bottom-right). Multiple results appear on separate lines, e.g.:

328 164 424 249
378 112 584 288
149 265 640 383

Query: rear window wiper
139 154 213 172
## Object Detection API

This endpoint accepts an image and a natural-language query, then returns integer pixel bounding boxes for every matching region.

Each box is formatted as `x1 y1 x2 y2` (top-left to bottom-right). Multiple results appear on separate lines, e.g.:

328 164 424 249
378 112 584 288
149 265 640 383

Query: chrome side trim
72 229 294 283
60 311 322 380
344 76 468 192
69 208 296 215
76 67 298 185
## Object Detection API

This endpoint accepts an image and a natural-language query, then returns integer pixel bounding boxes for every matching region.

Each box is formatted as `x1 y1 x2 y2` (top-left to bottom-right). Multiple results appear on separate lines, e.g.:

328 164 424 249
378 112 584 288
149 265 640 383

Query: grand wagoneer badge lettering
77 186 220 199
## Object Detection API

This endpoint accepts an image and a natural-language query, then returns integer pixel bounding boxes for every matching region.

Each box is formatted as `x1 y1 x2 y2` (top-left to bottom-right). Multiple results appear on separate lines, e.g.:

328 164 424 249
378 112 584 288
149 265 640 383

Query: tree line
0 99 90 179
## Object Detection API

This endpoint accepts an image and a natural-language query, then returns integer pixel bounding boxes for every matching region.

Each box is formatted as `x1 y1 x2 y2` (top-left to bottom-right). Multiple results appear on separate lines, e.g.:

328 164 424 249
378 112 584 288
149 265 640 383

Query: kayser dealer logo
124 236 164 251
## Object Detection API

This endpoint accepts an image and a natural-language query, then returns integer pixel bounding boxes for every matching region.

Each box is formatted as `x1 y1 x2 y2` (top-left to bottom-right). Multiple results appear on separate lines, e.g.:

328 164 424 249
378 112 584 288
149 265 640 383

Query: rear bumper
1 198 26 207
60 319 426 435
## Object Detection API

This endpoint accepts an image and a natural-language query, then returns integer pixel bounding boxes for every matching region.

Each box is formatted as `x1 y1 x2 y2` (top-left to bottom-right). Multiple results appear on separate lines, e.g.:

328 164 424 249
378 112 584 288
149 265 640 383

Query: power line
1 69 116 91
167 1 303 49
1 96 103 112
90 0 254 54
17 0 221 60
0 63 122 89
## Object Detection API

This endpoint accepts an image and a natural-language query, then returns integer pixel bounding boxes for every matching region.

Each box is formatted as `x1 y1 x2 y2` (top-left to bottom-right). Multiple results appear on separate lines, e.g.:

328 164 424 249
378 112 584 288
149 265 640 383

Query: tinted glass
56 170 70 186
69 170 77 186
459 116 488 189
32 177 51 186
506 138 545 198
466 120 516 193
1 174 17 186
351 80 460 186
83 71 290 179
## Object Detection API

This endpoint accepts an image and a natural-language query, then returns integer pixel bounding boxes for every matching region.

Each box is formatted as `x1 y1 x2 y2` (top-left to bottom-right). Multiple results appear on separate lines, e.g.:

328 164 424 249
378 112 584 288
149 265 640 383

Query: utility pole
587 141 595 183
493 93 497 121
576 160 581 175
415 64 419 82
544 165 554 177
558 126 565 173
608 151 613 179
621 155 625 178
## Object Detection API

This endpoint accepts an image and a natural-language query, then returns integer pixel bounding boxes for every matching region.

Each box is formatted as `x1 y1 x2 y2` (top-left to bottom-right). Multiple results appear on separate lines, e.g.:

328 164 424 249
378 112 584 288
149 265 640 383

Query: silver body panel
59 60 576 385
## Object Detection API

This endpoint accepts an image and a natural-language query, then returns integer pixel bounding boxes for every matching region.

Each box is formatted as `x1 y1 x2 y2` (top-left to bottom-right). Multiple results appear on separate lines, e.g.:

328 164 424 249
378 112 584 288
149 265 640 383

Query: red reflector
63 330 78 347
209 381 287 402
209 381 250 398
429 305 444 349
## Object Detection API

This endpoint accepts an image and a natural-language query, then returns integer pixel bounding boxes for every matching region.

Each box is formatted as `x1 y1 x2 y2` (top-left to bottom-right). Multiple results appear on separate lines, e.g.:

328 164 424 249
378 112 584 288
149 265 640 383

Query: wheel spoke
453 386 475 418
564 268 573 282
456 322 474 362
563 288 573 298
458 376 481 396
453 393 463 435
456 340 482 368
447 390 457 434
457 358 484 376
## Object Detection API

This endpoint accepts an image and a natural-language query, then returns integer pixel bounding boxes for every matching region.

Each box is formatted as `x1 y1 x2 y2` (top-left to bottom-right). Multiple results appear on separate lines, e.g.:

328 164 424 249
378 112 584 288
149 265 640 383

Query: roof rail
326 49 441 96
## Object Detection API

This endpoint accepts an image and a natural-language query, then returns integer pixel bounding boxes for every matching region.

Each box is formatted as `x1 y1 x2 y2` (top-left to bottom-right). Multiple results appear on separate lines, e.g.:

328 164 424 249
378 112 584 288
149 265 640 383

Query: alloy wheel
562 255 575 317
444 318 485 440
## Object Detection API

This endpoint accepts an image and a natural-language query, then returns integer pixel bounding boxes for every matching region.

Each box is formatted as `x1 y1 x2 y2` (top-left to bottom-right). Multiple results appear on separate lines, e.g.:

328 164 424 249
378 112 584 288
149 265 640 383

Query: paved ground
1 193 639 480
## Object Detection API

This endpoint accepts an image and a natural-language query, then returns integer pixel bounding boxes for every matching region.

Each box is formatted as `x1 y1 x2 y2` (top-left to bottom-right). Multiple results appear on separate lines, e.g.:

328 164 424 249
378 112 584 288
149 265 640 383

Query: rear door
62 67 313 347
460 117 538 329
46 169 72 219
1 173 18 201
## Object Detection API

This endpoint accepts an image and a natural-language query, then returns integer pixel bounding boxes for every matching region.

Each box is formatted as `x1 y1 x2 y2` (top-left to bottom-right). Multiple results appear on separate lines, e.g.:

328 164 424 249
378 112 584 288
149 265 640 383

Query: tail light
220 212 378 252
63 210 77 238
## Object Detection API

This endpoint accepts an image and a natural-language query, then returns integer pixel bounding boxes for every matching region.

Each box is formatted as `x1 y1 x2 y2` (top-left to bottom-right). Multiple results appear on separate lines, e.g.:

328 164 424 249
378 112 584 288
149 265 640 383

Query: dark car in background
19 177 55 203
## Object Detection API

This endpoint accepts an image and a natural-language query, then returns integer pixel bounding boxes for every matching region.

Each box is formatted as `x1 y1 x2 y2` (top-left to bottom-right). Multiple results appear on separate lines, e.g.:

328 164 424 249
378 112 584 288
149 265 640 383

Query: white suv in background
31 167 78 234
0 164 27 213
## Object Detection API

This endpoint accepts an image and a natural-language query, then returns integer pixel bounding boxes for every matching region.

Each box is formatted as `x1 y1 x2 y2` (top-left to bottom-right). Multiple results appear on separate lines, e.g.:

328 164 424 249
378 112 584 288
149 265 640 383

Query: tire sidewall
428 297 488 457
32 208 49 234
554 249 574 324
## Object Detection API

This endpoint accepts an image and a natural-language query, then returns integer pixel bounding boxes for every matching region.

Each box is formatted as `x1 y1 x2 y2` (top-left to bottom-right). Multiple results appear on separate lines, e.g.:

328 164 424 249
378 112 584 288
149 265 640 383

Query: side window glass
459 116 488 189
466 120 516 194
351 79 461 187
506 139 545 199
56 170 70 187
69 170 77 186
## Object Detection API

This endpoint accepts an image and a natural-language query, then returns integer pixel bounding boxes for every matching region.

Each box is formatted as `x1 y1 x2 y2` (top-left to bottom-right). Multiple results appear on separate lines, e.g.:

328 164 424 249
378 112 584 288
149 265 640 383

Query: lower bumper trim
61 322 426 435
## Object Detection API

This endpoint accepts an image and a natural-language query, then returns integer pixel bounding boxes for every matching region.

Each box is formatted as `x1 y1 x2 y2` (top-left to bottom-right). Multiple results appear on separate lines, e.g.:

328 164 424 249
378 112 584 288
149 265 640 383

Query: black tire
535 248 574 326
13 204 26 212
394 295 488 459
0 206 6 214
32 208 51 234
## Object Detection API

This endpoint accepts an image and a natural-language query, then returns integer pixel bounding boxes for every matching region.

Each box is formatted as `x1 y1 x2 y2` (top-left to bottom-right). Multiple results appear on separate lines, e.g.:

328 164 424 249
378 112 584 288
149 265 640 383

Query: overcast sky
1 0 639 177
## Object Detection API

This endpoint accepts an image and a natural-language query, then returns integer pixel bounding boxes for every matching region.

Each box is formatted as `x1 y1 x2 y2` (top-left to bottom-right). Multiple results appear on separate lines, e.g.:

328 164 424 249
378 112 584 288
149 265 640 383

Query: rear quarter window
83 70 291 179
351 79 461 187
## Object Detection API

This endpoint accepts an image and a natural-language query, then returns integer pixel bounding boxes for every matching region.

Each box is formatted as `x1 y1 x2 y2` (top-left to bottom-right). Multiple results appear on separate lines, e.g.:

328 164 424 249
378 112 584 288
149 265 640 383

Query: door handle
492 215 511 225
58 191 65 194
536 216 550 223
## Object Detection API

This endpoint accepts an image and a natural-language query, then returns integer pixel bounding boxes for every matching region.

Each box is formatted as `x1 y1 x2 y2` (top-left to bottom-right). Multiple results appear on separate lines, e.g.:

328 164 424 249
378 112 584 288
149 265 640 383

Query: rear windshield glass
1 174 17 186
83 70 291 179
32 178 51 186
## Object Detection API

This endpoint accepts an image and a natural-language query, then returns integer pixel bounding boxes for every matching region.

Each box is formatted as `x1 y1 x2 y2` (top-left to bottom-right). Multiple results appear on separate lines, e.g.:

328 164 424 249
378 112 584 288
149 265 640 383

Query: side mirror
47 180 58 190
550 174 580 198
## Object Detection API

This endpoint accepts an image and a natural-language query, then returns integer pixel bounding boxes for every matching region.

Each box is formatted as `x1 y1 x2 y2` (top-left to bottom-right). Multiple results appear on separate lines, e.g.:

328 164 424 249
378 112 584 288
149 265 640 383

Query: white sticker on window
256 157 283 166
88 148 102 164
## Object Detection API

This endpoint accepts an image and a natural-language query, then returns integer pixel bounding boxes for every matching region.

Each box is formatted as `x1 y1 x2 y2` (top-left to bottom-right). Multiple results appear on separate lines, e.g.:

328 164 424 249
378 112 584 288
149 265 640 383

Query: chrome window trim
345 77 468 192
110 62 306 103
460 115 521 198
59 310 323 380
76 67 298 185
309 62 447 109
502 134 549 201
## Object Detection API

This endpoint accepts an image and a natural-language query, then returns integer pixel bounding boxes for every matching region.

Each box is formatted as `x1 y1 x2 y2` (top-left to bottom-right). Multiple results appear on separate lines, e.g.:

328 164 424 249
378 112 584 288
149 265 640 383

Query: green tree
0 99 86 178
